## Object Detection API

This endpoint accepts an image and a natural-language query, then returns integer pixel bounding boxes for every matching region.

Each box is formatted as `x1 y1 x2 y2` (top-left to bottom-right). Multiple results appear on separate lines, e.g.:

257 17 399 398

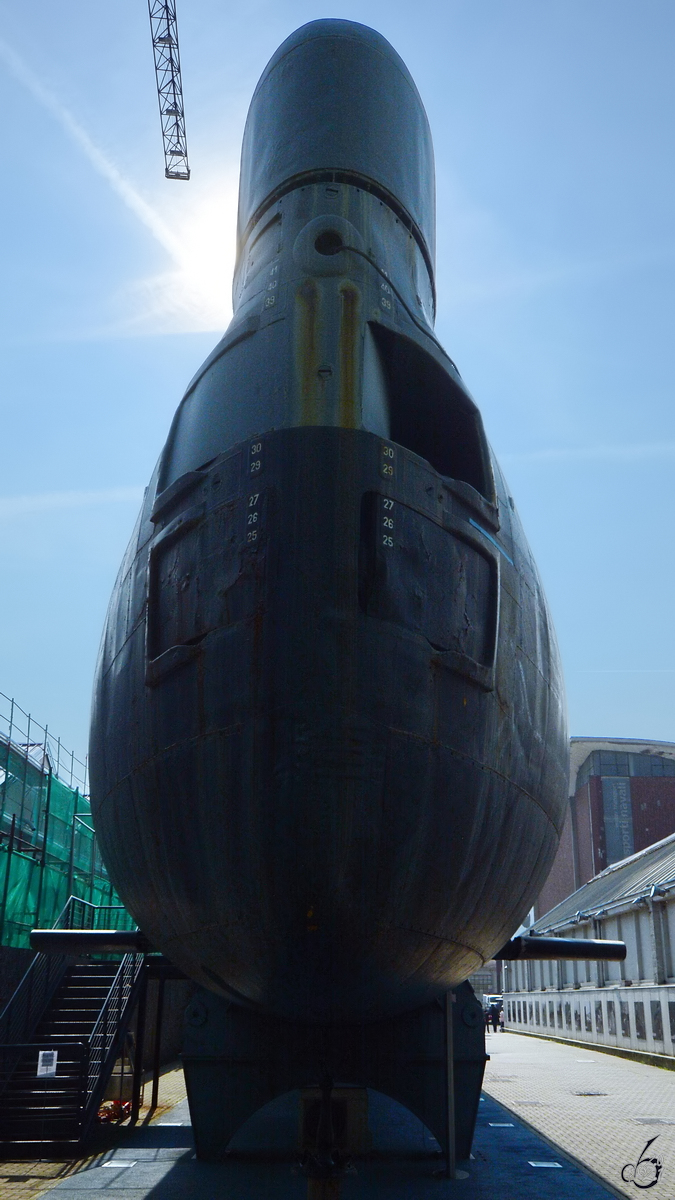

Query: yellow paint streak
295 279 320 425
338 283 360 428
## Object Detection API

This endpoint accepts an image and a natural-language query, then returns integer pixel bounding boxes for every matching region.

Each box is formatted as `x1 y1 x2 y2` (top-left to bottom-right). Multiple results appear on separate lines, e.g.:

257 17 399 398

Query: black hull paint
89 19 568 1028
90 426 566 1023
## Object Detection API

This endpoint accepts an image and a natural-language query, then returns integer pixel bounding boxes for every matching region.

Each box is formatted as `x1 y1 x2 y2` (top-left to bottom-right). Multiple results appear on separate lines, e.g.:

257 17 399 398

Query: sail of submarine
89 18 569 1025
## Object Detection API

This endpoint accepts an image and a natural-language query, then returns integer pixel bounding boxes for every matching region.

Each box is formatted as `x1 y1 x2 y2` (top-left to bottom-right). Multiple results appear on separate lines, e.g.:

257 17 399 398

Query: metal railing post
150 975 166 1112
35 768 53 928
19 713 31 830
0 814 17 944
130 965 148 1124
0 697 13 831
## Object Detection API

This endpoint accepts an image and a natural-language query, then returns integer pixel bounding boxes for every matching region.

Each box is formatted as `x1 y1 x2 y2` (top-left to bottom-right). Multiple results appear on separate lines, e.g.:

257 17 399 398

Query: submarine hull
89 20 568 1027
91 420 566 1023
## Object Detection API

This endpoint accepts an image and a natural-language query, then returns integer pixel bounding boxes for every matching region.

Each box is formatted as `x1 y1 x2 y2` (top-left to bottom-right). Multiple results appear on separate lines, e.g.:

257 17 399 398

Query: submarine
89 18 569 1160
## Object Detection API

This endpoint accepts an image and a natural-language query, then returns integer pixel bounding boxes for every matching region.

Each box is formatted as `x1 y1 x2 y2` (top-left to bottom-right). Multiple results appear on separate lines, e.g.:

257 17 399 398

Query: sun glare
129 171 240 335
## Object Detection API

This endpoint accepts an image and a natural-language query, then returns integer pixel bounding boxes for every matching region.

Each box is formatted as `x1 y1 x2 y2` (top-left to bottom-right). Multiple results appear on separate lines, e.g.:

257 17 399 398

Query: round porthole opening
314 230 344 256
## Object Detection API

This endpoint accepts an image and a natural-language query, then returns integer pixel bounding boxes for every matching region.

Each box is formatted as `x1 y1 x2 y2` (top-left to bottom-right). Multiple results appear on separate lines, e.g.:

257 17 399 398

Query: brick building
536 738 675 919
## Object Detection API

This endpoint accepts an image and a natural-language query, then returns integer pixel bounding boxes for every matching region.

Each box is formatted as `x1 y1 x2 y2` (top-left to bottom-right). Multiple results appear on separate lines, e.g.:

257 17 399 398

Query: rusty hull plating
89 19 569 1025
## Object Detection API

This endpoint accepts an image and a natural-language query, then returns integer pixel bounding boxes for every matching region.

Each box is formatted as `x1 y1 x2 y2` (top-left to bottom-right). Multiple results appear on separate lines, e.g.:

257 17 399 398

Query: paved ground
483 1028 675 1199
7 1033 675 1199
0 1065 187 1200
2 1071 618 1200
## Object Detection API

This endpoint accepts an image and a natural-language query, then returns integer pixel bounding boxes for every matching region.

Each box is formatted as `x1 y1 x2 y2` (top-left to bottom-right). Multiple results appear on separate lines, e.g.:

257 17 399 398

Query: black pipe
30 928 151 954
130 968 148 1125
150 976 166 1113
496 935 626 961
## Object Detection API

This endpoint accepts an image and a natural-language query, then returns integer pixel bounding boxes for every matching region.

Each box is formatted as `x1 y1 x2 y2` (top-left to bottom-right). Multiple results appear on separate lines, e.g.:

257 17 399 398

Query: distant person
499 1008 505 1032
489 1003 499 1033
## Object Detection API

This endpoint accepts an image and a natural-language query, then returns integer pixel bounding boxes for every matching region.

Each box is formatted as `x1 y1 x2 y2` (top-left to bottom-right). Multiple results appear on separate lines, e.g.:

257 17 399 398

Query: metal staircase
0 898 144 1153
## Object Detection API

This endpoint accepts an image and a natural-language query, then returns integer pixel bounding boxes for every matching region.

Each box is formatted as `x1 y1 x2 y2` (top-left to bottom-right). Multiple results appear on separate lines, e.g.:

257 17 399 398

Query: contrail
0 36 183 264
0 488 144 521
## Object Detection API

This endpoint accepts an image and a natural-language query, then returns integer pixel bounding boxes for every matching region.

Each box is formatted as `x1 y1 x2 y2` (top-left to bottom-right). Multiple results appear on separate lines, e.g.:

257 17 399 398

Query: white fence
504 985 675 1058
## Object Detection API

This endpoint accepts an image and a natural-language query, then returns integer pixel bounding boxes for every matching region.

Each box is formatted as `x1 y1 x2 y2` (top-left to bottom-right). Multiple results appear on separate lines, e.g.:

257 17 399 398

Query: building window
574 1005 582 1032
528 1002 533 1024
668 1001 675 1040
557 1001 563 1029
630 754 675 777
651 1000 663 1041
598 751 631 776
542 1002 547 1027
535 1002 540 1026
607 1000 616 1036
564 1002 572 1030
517 1001 522 1023
584 1003 592 1032
595 1001 604 1035
549 1001 555 1029
635 912 645 981
634 1002 646 1041
620 1001 631 1038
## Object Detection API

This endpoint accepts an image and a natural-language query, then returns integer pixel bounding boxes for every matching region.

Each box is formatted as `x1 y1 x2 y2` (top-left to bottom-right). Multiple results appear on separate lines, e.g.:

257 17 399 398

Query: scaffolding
0 691 129 948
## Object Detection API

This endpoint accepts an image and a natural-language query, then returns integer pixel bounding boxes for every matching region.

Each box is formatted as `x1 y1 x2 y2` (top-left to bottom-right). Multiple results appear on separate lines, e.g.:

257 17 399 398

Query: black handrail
0 894 77 1048
0 895 135 1043
81 950 146 1138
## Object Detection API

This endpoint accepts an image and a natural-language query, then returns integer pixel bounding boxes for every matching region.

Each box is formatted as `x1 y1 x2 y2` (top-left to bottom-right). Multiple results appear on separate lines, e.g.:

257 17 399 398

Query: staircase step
0 1121 82 1140
5 1080 83 1089
46 1000 108 1010
0 952 138 1148
38 1022 97 1031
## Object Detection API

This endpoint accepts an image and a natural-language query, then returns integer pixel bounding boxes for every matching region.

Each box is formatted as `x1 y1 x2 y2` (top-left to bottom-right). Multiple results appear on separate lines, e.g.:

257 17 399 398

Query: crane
148 0 190 180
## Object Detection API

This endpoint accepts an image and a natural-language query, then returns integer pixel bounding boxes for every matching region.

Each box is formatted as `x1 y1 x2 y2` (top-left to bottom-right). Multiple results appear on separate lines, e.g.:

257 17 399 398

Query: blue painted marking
469 518 514 565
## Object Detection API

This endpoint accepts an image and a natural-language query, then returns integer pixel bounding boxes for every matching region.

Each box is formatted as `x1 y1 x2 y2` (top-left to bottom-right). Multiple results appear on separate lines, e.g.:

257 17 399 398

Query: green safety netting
0 740 130 947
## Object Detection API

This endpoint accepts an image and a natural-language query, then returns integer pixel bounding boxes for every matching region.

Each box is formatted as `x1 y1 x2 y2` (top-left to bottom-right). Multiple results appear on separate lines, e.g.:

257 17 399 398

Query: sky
0 0 673 765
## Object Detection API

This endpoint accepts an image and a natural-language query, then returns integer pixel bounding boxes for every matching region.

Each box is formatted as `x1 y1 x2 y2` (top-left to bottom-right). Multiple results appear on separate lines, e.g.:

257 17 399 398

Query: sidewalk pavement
483 1028 675 1199
0 1064 188 1200
6 1077 618 1200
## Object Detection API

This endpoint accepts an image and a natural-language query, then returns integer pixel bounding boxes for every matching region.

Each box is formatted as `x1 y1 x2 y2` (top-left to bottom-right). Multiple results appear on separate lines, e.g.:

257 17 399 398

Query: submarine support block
181 982 486 1172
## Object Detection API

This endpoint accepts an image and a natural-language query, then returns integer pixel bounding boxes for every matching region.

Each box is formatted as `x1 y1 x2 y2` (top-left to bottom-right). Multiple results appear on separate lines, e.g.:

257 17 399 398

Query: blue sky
1 0 673 762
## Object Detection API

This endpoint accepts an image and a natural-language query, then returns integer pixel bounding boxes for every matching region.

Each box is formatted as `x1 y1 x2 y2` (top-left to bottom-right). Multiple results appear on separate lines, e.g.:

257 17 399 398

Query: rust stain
295 279 320 425
338 283 360 428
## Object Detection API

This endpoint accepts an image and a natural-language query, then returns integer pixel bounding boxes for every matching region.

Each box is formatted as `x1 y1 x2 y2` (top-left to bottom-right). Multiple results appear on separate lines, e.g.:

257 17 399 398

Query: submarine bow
89 19 569 1025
